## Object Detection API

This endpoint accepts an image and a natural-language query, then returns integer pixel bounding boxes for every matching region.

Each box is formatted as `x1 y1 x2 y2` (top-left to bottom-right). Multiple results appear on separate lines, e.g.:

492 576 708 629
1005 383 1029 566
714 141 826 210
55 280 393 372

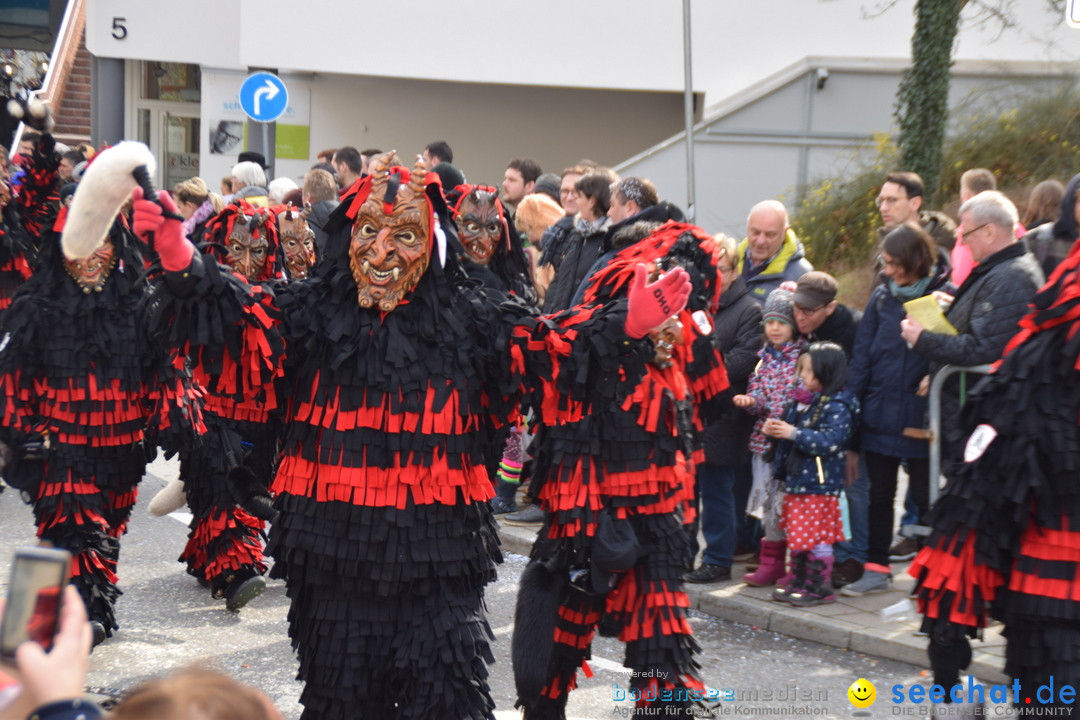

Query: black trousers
864 450 930 567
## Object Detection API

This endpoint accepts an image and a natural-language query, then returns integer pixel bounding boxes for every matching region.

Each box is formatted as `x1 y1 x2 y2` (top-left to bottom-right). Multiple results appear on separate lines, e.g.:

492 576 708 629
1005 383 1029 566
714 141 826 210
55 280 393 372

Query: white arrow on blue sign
239 72 289 123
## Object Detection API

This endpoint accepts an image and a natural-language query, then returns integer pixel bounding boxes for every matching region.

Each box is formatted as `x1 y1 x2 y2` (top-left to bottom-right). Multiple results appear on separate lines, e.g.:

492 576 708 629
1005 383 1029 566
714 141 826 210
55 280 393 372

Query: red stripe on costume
1007 518 1080 601
180 507 266 581
272 453 493 507
911 533 1003 628
606 572 692 643
291 382 481 435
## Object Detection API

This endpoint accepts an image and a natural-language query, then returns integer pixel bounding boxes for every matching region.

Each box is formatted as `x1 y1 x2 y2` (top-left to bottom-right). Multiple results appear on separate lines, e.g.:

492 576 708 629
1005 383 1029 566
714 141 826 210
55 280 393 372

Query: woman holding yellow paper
841 224 953 596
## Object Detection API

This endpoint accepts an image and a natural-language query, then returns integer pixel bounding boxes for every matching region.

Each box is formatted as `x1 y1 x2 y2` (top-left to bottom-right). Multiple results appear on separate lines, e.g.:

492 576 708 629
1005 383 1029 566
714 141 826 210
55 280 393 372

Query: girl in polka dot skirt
763 342 858 607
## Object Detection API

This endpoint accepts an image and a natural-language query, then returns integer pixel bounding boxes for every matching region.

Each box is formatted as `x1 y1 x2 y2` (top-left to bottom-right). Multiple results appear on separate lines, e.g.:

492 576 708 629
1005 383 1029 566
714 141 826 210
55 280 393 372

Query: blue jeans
834 453 869 564
697 463 736 567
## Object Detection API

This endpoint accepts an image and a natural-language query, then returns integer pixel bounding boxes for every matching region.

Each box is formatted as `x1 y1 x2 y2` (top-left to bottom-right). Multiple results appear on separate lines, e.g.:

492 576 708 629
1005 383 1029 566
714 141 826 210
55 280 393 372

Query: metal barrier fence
903 363 991 538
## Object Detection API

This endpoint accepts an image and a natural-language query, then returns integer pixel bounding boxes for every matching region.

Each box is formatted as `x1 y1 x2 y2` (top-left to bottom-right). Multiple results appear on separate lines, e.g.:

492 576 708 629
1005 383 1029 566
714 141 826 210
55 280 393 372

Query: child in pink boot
733 283 805 587
764 343 858 607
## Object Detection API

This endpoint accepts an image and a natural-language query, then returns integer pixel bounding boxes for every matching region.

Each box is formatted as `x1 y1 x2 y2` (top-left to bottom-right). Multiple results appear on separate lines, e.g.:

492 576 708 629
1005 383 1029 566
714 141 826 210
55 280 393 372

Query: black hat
238 151 267 169
793 271 838 309
533 173 561 204
431 162 465 191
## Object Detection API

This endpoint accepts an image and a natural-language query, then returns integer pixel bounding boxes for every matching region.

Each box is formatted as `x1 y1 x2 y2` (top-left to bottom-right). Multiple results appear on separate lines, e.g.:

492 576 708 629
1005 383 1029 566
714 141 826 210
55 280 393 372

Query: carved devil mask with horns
349 156 432 312
277 206 316 280
452 187 506 266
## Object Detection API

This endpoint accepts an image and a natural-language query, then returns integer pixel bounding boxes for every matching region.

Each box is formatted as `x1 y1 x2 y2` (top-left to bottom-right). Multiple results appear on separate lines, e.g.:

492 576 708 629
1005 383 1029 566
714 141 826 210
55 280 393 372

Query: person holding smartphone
0 585 101 720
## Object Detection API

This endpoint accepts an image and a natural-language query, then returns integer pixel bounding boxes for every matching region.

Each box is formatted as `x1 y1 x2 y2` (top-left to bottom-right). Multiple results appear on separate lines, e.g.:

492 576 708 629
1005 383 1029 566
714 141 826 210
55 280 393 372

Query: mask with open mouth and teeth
225 212 273 282
349 156 432 312
452 187 505 266
278 206 316 279
649 316 684 369
64 235 118 293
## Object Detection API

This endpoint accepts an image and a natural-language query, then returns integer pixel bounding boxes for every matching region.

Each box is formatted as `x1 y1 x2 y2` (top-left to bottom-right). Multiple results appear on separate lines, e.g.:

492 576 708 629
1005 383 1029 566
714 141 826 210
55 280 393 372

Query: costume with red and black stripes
911 239 1080 705
168 200 286 602
513 222 728 719
0 220 202 637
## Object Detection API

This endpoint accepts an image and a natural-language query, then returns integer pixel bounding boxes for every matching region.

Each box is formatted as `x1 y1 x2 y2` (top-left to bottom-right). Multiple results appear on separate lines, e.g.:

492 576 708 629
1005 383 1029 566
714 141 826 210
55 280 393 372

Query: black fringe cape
911 240 1080 688
0 221 202 633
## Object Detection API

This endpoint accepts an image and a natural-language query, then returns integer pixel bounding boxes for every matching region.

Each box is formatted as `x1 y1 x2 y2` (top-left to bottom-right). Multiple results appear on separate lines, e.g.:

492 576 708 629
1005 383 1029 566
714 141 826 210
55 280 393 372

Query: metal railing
902 363 991 538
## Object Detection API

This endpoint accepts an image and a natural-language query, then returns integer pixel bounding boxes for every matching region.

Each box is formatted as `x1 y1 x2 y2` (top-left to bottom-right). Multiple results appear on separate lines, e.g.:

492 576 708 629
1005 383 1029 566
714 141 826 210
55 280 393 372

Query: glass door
163 113 199 189
128 61 201 190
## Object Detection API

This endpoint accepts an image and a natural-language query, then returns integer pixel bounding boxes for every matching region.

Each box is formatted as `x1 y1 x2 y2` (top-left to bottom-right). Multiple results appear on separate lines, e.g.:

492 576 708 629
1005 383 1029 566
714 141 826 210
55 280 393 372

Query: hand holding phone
0 584 92 710
0 547 70 660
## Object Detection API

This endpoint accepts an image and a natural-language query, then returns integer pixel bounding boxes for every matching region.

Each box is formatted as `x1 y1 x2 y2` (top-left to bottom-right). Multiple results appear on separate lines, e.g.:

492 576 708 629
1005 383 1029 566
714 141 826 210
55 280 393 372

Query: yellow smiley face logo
848 678 876 708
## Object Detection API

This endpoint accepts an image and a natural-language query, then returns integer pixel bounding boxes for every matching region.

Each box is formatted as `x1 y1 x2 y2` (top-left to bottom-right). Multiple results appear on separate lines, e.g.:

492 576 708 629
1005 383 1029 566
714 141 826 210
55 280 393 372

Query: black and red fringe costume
0 189 35 315
12 133 60 249
143 165 689 720
513 222 728 719
172 201 285 601
910 240 1080 704
0 217 202 637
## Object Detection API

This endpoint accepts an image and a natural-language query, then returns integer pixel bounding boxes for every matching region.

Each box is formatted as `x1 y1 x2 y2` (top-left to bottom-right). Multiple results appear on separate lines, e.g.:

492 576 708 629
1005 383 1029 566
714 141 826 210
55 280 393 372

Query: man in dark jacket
686 237 763 583
792 271 860 358
737 200 813 305
901 190 1044 477
545 175 686 313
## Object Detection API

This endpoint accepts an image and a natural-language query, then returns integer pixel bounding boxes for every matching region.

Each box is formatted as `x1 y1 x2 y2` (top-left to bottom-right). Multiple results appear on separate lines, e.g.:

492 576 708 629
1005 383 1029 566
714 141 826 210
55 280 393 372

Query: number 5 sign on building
1069 0 1080 28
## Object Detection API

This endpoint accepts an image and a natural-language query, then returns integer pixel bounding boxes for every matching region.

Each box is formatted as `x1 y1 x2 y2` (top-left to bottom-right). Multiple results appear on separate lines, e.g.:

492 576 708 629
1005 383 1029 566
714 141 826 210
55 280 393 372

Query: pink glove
625 264 691 339
131 187 194 272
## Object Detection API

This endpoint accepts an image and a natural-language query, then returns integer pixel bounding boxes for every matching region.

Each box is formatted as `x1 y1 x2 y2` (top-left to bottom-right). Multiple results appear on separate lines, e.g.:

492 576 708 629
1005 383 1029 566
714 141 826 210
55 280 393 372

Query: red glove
131 187 193 272
625 264 692 339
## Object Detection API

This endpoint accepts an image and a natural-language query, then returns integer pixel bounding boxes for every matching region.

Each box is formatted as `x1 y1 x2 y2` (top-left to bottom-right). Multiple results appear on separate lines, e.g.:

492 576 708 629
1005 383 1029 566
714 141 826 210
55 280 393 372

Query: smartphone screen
0 547 71 658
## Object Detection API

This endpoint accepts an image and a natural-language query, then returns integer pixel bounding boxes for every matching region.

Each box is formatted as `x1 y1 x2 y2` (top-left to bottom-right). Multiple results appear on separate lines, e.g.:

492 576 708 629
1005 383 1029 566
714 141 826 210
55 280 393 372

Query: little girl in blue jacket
763 341 858 607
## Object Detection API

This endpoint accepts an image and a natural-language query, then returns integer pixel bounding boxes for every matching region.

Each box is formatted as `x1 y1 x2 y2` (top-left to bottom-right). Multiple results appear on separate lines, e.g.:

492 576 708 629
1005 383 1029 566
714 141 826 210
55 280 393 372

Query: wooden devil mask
277 205 316 280
348 156 433 312
452 186 508 266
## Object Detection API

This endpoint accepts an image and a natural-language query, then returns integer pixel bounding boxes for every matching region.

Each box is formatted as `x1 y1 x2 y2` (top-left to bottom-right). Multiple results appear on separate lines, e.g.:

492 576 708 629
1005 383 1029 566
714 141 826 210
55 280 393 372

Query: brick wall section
51 25 92 143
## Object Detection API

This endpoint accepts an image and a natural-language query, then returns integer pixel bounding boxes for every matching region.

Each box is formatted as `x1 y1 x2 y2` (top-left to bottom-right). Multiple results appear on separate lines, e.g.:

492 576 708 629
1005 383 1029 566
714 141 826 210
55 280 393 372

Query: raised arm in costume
512 222 728 720
162 200 287 610
0 143 203 646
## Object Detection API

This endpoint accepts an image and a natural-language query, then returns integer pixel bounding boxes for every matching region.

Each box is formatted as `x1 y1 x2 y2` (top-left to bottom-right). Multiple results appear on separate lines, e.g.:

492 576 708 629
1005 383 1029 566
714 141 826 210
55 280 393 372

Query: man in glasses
875 171 956 253
792 271 858 357
900 191 1042 479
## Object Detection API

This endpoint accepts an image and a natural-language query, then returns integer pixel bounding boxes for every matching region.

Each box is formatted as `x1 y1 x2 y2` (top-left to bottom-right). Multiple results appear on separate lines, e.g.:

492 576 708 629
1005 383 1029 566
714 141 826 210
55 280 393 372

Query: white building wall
87 0 1078 106
623 62 1079 239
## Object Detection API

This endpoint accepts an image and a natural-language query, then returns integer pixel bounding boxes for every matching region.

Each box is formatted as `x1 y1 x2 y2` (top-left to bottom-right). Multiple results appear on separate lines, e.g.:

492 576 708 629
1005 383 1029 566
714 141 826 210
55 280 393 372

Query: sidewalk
496 521 1008 684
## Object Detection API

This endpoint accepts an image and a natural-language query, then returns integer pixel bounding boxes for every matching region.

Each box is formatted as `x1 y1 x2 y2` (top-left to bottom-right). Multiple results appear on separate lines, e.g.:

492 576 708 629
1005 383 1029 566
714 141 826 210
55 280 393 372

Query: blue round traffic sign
239 72 288 123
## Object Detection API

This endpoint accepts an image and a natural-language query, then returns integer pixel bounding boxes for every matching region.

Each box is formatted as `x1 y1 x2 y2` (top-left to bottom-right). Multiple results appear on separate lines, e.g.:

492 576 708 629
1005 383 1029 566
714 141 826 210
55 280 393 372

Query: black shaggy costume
0 183 34 315
143 161 677 719
0 212 201 637
513 222 729 719
170 201 285 601
910 239 1080 706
